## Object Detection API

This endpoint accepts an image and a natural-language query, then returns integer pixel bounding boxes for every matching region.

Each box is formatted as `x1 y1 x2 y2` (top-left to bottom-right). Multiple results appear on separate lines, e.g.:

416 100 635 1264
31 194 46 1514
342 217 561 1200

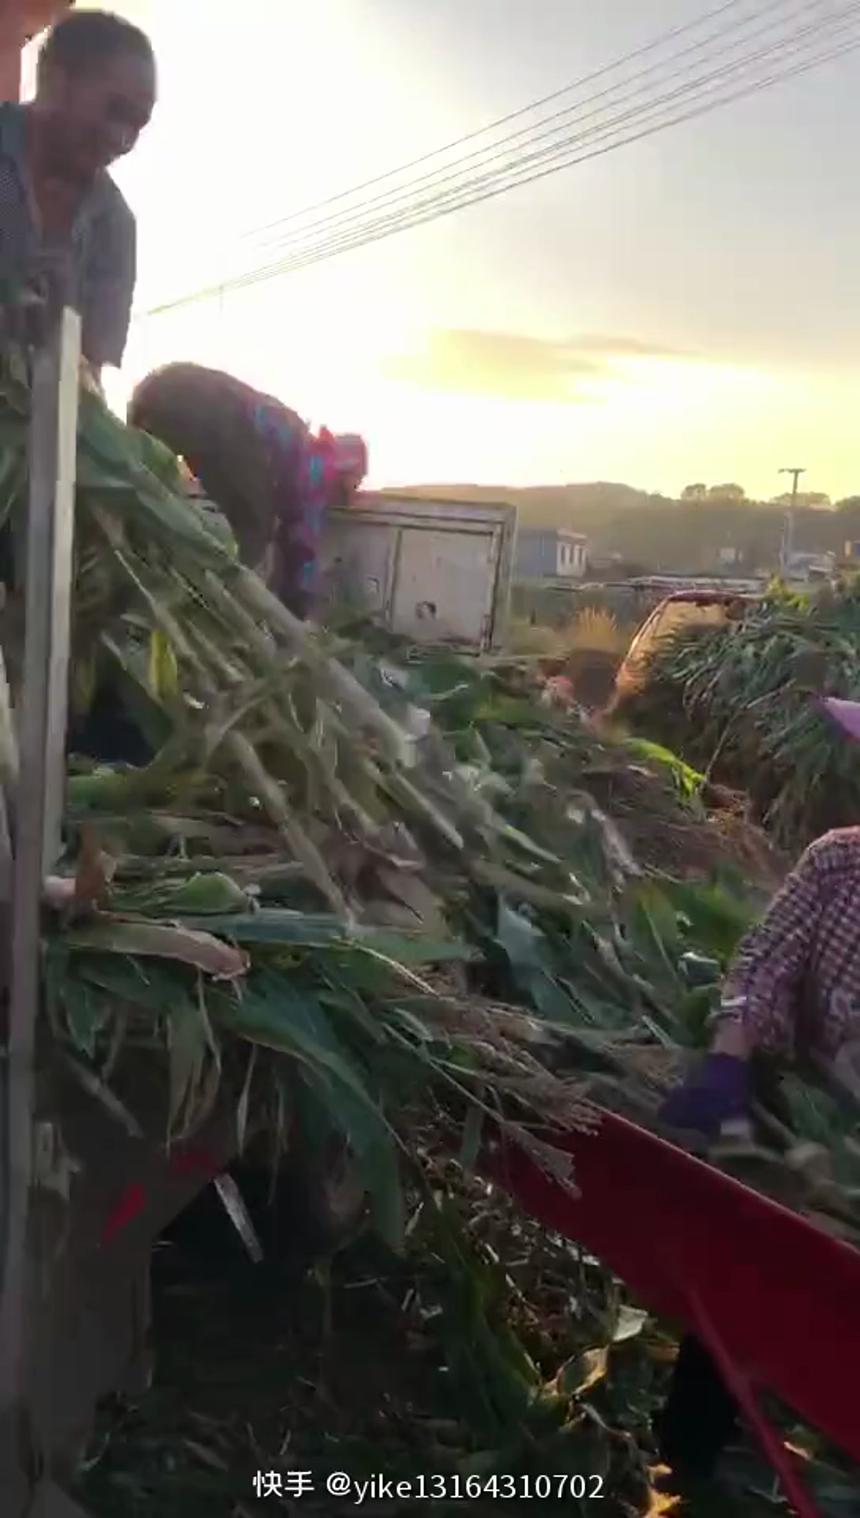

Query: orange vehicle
613 588 758 703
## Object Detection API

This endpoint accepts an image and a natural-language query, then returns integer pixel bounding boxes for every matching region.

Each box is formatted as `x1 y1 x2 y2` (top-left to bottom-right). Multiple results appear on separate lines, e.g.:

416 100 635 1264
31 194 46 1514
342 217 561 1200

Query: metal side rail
0 285 263 1517
0 281 82 1516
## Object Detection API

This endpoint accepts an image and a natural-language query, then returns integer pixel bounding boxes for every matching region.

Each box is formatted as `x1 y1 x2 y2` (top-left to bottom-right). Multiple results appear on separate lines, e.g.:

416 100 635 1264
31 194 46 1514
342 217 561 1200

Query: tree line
398 480 860 575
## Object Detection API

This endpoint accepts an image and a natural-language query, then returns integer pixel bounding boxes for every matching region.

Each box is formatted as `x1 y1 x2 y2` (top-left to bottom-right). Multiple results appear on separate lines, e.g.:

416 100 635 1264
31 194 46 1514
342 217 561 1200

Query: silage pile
0 345 857 1249
611 581 860 852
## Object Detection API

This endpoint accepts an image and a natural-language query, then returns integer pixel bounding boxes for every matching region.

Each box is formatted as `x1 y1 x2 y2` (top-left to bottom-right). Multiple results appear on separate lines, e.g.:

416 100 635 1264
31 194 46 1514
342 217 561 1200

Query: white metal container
320 492 516 652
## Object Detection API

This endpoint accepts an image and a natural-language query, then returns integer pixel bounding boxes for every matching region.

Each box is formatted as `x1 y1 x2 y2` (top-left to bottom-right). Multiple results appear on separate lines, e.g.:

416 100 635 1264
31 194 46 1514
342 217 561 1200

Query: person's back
129 362 369 617
128 363 308 573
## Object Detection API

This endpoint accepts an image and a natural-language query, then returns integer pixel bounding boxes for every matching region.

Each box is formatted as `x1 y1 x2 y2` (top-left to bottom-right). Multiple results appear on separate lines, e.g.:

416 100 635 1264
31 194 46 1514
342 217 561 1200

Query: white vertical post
0 294 80 1469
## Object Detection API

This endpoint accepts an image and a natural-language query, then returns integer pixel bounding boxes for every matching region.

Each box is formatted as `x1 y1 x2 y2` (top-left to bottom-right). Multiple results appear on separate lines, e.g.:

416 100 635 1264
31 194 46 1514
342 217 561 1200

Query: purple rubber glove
660 1054 751 1138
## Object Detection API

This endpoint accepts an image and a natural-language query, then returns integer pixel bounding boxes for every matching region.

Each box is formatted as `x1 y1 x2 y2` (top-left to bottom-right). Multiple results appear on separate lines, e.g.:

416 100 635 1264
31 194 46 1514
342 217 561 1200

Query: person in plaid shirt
658 695 860 1484
663 695 860 1136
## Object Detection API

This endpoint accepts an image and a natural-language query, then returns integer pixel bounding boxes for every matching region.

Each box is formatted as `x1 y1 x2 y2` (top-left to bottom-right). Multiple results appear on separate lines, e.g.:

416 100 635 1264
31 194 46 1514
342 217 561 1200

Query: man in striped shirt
664 695 860 1135
0 9 155 374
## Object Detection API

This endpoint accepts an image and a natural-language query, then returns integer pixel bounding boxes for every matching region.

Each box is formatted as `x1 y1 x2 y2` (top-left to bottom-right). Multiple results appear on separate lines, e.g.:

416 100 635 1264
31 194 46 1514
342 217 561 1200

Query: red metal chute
492 1111 860 1518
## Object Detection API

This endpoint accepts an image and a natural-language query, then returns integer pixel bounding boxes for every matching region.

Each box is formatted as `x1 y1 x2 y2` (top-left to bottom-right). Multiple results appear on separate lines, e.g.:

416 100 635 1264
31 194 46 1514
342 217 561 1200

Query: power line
145 0 791 314
144 2 860 316
217 29 860 290
242 0 797 261
240 0 757 248
145 1 850 311
150 7 860 311
244 1 857 269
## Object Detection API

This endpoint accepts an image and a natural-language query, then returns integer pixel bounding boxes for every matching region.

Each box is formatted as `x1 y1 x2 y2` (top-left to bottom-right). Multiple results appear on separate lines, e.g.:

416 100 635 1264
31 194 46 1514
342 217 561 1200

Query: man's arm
662 837 835 1136
714 839 826 1057
80 190 136 373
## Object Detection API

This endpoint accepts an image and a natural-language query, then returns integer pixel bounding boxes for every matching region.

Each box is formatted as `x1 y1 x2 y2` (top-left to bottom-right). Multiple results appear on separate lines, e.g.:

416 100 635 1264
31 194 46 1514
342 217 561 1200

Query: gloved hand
826 1039 860 1106
661 1054 751 1139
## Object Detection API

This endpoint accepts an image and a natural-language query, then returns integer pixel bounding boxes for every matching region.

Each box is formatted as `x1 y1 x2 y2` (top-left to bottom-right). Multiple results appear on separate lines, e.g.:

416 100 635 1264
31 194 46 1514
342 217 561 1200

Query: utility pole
778 466 805 577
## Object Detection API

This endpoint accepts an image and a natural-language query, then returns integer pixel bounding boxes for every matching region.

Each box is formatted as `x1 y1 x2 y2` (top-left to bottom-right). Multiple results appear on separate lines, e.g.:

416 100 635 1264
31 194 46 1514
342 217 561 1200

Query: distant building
515 527 587 582
786 550 836 583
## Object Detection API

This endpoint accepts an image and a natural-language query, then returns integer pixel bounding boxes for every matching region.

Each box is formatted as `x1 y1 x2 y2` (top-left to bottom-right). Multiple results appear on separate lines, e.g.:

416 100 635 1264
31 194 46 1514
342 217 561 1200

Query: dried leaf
557 1346 609 1397
64 920 248 980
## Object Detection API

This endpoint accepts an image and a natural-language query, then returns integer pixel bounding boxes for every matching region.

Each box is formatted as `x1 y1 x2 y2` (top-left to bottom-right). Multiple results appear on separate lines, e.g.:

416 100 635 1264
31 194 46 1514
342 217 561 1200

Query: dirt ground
71 1175 855 1518
76 1172 659 1516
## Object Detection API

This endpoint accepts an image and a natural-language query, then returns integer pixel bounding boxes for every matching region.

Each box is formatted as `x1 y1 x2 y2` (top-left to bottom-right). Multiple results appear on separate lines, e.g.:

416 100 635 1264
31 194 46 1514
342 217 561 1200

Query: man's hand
661 1054 751 1139
79 358 105 399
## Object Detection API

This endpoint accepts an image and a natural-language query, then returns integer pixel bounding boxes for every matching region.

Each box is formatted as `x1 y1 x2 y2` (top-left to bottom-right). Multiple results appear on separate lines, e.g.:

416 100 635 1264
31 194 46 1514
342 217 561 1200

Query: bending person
128 362 367 618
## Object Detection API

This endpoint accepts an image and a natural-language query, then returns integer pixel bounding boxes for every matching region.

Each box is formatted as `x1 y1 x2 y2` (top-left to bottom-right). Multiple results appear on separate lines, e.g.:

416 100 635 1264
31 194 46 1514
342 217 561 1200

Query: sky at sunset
24 1 860 499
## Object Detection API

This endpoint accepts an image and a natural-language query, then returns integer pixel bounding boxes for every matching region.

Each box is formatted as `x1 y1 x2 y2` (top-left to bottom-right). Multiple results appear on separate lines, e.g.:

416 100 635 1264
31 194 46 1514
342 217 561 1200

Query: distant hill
387 481 674 528
384 482 860 574
384 482 679 556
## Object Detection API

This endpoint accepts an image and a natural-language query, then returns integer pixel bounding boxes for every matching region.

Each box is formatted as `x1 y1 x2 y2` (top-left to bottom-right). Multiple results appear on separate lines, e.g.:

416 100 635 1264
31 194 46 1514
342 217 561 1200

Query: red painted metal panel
493 1111 860 1463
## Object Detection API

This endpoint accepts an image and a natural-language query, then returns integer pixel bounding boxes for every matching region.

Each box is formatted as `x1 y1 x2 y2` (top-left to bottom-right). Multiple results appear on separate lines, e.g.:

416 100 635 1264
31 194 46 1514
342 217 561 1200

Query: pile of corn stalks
612 581 860 851
1 346 858 1247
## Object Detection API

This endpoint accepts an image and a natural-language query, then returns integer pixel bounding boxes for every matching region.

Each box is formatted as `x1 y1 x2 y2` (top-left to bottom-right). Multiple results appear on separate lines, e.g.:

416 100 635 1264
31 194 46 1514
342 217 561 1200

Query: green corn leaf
168 994 209 1137
62 976 112 1058
459 1106 484 1174
63 921 246 980
147 627 180 702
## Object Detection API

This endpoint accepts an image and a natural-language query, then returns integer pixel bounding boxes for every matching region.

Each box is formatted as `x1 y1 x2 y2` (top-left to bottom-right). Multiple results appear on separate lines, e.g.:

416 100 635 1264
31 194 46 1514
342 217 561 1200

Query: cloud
385 328 601 402
567 334 698 361
385 327 694 401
